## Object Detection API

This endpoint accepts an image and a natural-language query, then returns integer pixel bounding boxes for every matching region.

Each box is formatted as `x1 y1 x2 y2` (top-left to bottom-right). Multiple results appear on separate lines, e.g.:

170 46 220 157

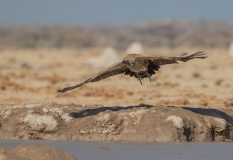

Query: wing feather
58 62 129 92
90 62 128 82
137 51 207 66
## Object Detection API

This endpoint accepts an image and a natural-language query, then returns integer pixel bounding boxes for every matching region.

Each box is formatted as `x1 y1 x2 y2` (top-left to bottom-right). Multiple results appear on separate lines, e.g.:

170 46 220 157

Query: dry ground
0 48 232 107
0 143 76 160
0 48 233 142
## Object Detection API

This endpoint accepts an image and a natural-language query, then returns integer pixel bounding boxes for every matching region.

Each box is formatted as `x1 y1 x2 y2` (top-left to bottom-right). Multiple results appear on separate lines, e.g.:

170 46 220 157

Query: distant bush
0 20 233 49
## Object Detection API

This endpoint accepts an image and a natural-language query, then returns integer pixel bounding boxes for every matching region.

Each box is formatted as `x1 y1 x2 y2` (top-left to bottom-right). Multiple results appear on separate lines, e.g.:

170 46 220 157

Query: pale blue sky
0 0 232 25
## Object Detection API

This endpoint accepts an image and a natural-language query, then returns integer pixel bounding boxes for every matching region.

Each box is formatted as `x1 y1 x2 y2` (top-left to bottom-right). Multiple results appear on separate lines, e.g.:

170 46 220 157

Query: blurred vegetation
0 20 233 49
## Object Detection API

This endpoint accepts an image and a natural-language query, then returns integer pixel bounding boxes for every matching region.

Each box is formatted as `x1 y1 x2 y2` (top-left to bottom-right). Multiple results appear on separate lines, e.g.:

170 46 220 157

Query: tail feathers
57 78 92 93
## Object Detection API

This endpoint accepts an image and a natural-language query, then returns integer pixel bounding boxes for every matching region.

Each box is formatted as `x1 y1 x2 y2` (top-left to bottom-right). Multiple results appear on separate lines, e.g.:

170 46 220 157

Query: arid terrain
0 143 76 160
0 48 233 142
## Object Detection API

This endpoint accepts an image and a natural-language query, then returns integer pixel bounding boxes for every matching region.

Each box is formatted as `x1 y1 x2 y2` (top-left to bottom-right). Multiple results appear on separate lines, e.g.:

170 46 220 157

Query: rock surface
0 144 76 160
0 103 233 142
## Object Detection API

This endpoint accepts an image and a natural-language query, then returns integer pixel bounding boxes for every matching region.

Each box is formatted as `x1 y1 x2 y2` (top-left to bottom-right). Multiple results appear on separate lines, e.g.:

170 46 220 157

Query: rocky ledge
0 103 233 142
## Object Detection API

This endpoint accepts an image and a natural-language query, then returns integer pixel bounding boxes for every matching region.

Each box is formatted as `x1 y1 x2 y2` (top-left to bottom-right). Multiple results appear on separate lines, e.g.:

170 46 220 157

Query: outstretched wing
137 51 207 66
58 62 129 92
135 51 207 77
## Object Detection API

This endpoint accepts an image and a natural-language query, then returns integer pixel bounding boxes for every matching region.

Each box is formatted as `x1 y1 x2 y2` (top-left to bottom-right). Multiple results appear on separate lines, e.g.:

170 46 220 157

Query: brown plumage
58 51 207 92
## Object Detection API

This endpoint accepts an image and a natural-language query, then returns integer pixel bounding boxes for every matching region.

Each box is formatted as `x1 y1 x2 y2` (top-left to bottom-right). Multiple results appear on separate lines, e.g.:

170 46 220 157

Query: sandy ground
0 143 76 160
0 48 233 142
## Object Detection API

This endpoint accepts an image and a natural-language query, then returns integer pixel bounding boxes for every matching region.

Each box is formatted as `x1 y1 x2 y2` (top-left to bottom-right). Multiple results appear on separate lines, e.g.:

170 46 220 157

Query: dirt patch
0 144 76 160
0 103 233 142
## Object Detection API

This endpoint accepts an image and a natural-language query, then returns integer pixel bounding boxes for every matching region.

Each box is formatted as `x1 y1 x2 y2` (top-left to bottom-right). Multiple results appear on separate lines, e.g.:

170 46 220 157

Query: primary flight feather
58 51 207 92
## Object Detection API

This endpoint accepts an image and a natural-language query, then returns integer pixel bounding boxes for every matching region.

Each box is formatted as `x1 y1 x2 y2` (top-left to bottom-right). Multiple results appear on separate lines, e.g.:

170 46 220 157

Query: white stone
212 115 227 132
0 108 11 119
24 114 57 132
61 113 72 122
166 115 184 128
49 108 62 115
80 130 86 134
42 108 49 113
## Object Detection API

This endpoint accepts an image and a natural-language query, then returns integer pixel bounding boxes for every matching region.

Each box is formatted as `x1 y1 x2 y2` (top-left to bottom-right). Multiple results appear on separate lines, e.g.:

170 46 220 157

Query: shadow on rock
182 107 233 125
69 104 153 118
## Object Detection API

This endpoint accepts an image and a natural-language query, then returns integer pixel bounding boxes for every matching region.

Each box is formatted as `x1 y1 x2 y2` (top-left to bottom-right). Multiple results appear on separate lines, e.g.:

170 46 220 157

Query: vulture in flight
58 51 207 92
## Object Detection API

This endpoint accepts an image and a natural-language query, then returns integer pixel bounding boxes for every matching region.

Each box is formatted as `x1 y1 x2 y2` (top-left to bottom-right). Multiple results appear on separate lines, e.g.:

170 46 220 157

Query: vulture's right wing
58 62 130 92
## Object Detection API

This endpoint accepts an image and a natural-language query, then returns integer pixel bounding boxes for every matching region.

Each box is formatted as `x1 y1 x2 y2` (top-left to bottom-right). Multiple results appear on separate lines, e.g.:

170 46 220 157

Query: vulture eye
122 60 132 66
